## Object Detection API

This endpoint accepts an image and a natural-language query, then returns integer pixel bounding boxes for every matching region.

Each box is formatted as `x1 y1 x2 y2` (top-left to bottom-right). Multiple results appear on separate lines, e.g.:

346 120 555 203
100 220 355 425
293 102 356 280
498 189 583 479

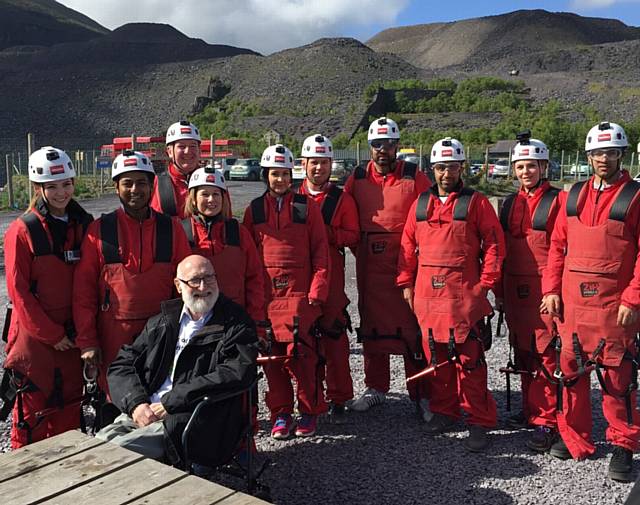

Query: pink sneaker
271 414 294 440
295 414 317 437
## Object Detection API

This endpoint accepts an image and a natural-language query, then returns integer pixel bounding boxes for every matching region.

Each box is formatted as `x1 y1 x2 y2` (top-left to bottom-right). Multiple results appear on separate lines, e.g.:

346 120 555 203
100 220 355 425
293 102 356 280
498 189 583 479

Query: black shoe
465 425 490 452
328 402 347 425
424 413 457 434
527 426 559 453
608 446 634 483
505 411 529 429
549 438 572 460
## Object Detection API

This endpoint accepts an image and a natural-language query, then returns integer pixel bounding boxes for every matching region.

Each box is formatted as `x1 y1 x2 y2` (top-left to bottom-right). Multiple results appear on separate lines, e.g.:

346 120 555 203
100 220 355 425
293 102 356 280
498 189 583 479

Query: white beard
183 287 218 316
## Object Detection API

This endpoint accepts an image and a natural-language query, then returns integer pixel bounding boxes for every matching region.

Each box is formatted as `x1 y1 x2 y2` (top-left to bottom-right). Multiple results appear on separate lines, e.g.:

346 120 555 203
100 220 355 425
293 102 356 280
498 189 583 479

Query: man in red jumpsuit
345 117 431 418
397 137 505 451
73 150 191 392
298 134 360 423
495 132 564 451
243 144 330 438
150 120 202 219
542 122 640 482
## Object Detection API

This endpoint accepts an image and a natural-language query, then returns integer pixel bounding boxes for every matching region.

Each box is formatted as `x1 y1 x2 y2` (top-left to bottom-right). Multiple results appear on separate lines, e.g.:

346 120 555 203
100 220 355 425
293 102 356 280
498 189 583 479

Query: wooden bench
0 430 269 505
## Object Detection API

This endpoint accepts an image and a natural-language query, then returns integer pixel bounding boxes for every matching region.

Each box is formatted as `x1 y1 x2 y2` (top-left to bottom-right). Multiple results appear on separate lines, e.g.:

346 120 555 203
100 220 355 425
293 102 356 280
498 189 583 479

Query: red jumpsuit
397 185 505 427
498 182 563 428
344 160 431 400
73 208 191 391
3 199 92 448
150 162 190 219
185 215 265 322
542 171 640 458
243 191 330 420
299 181 360 405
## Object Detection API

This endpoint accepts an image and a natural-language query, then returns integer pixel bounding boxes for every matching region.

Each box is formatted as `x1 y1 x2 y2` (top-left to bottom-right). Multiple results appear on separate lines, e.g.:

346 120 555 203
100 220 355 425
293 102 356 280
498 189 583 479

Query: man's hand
617 304 638 327
54 336 76 352
132 403 159 427
540 294 562 319
402 287 414 311
309 298 322 306
80 347 102 367
149 402 168 420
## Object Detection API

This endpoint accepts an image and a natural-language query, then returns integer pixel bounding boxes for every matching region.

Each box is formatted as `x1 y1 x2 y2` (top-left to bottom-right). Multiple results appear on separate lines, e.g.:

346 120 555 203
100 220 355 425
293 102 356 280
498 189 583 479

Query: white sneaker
417 398 434 423
348 388 386 412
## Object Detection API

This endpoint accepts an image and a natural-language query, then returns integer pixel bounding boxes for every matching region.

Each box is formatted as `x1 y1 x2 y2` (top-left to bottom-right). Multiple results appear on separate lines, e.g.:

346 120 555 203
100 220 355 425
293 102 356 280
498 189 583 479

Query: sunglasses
369 139 399 151
433 162 462 174
590 148 623 160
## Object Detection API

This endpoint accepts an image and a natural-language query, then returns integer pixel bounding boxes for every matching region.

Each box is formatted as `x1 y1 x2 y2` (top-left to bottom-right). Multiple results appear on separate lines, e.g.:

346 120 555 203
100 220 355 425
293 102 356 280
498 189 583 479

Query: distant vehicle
331 159 357 184
469 163 483 176
489 159 510 178
569 163 590 177
213 158 237 179
397 152 427 169
229 158 260 181
292 158 305 181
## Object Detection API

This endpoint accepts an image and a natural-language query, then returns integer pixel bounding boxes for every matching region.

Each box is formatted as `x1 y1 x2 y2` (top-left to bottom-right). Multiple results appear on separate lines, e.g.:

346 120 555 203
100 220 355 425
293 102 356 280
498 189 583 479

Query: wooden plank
127 475 235 505
215 492 272 505
39 458 187 504
0 430 105 483
0 442 144 504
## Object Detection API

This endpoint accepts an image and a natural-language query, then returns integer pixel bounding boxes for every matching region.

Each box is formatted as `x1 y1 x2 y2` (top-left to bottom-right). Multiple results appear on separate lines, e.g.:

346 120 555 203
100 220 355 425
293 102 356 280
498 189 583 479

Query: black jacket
107 294 259 466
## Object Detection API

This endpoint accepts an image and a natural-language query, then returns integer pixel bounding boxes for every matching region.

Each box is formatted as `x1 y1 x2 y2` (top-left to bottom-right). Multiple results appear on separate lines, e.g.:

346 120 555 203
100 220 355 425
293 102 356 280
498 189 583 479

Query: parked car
489 159 510 178
292 158 305 181
213 158 237 179
569 163 590 177
330 159 357 184
229 158 260 181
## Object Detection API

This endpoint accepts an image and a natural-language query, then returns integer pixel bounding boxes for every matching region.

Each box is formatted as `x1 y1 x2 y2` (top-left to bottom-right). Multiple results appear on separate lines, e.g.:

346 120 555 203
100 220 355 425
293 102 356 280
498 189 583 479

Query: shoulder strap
532 187 561 231
402 161 417 180
321 185 343 225
224 218 241 247
100 211 121 264
157 172 177 217
181 218 194 248
566 180 587 217
415 191 432 222
250 195 266 225
292 193 308 224
453 187 475 221
499 193 517 232
154 213 173 263
354 166 366 179
20 212 52 256
609 181 640 222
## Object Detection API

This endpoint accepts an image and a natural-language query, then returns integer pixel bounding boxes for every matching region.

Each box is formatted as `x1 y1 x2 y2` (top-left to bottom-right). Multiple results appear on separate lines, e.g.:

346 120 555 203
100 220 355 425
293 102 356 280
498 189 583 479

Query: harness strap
428 329 437 366
100 211 121 264
354 166 366 179
292 194 308 224
321 185 343 226
499 193 517 232
572 333 585 375
224 218 241 247
609 180 640 222
154 213 173 263
250 196 266 225
157 171 178 217
566 180 588 217
453 187 475 221
415 192 431 222
182 218 194 248
20 212 52 256
532 187 561 231
554 337 564 412
402 162 417 180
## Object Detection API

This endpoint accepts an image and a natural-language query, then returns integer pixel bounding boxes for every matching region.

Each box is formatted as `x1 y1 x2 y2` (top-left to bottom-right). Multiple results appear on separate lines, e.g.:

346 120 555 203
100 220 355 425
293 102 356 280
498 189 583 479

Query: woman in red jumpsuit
2 147 93 448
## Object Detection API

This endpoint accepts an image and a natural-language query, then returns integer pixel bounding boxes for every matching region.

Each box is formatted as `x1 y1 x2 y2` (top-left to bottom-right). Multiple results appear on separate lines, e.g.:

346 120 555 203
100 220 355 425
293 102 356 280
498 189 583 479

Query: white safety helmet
301 134 333 159
585 122 628 152
368 117 400 141
430 137 465 163
28 146 76 183
260 144 294 169
111 150 155 181
511 131 549 162
166 120 201 145
188 166 227 192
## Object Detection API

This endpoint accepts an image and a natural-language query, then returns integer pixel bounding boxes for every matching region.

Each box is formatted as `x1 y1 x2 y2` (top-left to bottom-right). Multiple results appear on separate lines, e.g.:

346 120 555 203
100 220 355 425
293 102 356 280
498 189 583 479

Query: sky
58 0 640 54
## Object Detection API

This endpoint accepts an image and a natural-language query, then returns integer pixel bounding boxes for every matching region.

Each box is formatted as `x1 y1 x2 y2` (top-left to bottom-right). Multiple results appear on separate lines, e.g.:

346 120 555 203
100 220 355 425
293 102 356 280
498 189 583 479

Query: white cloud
570 0 640 9
58 0 409 54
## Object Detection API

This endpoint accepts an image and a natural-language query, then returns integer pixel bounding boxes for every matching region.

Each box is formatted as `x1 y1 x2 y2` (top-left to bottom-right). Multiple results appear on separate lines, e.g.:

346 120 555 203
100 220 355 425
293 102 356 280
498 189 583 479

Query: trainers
608 446 634 483
295 414 317 437
506 411 529 429
527 426 559 453
271 414 294 440
549 438 572 460
465 425 490 452
328 402 347 424
424 413 457 434
348 388 386 412
417 398 434 423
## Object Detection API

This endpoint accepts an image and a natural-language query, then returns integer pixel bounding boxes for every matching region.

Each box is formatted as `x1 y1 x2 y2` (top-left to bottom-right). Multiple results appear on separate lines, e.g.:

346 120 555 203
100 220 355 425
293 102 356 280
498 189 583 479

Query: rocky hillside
0 0 107 51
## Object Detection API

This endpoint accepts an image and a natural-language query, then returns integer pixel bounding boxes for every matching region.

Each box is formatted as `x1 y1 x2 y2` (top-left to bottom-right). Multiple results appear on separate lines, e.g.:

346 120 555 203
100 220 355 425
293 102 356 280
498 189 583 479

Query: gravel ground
0 182 636 504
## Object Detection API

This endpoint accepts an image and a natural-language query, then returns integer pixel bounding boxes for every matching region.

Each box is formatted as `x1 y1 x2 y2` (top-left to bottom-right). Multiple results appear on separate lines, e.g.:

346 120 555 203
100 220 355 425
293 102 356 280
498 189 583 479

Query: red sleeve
343 174 355 195
621 198 640 309
542 192 568 296
332 192 360 249
4 220 65 346
170 216 193 265
396 199 419 287
239 225 266 321
306 199 330 303
72 219 103 351
474 196 505 291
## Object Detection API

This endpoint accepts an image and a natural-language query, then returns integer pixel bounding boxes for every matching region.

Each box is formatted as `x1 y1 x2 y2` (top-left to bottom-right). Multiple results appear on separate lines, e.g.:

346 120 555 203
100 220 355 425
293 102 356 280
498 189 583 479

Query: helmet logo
169 129 175 136
274 155 285 163
124 158 138 166
598 133 611 142
206 174 216 183
521 148 529 155
441 149 453 156
180 127 192 134
315 146 326 153
377 127 388 134
50 164 65 175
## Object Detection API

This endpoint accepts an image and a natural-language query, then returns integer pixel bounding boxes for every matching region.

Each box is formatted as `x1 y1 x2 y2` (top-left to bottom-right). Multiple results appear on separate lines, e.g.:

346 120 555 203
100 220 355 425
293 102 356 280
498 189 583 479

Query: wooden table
0 430 269 505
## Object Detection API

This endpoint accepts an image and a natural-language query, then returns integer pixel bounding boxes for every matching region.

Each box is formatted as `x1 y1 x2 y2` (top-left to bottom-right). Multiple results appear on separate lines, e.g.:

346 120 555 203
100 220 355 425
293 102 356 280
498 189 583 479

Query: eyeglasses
433 163 462 174
590 148 623 160
369 139 399 151
177 274 216 288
